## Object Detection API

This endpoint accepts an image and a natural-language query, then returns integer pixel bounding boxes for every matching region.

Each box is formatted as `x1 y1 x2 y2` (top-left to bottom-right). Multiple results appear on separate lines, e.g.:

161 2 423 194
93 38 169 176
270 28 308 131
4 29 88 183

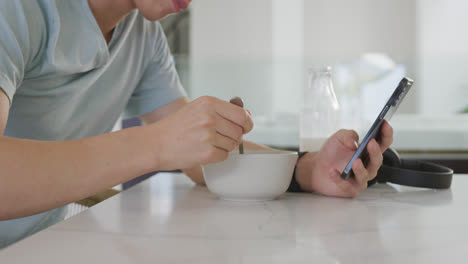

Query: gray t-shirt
0 0 186 247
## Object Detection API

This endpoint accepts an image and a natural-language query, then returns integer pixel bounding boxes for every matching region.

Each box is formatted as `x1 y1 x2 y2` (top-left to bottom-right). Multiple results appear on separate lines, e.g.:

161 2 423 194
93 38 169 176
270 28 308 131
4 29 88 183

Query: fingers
351 139 383 186
335 129 359 150
351 158 369 189
326 128 387 198
215 113 243 143
213 132 239 152
199 130 234 163
379 120 393 152
195 96 253 134
329 168 360 198
197 131 235 165
213 98 254 134
329 139 383 196
365 139 384 180
189 96 254 166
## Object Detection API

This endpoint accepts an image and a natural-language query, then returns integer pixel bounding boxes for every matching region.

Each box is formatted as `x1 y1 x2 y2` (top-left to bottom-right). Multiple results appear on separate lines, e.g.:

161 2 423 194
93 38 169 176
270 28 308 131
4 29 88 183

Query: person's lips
172 0 190 12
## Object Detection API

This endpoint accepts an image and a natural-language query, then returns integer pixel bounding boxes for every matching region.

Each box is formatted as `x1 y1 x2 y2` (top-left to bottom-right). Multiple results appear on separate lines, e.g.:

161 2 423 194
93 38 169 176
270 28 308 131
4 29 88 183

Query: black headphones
369 147 454 189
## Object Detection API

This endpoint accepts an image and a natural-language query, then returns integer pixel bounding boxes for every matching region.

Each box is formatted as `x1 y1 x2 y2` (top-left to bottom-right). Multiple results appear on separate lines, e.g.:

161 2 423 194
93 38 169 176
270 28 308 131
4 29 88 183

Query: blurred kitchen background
150 0 468 171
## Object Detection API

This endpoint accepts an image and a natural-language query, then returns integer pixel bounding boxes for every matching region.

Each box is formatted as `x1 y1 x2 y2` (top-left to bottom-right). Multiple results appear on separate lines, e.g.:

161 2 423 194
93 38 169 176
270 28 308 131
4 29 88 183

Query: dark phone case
340 77 414 180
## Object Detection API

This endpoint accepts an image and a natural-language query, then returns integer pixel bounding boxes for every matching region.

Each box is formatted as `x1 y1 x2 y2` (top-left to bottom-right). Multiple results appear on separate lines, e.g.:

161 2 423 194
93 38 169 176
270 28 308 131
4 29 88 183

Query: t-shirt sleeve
0 2 37 105
124 22 187 118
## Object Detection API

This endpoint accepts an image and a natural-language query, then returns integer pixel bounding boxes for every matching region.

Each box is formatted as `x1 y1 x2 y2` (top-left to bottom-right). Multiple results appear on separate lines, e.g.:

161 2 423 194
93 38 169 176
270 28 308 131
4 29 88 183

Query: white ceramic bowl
202 150 298 201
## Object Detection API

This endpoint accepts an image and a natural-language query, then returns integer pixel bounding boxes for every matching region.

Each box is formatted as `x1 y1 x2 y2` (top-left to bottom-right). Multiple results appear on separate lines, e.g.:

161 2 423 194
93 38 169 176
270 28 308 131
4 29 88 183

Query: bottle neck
305 71 339 108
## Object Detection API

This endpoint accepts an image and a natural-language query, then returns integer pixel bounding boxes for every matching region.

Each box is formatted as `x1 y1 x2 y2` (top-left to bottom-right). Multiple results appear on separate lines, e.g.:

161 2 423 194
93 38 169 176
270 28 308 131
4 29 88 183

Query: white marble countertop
1 172 468 263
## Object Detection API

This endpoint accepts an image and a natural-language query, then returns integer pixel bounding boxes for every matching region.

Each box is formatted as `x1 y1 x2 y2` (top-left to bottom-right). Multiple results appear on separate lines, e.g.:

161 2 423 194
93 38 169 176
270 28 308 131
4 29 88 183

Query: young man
0 0 392 248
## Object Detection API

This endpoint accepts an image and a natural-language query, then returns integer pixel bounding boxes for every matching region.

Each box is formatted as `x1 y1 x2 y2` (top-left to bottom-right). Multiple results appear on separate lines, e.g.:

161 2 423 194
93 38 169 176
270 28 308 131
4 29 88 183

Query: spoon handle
238 140 244 154
229 97 245 154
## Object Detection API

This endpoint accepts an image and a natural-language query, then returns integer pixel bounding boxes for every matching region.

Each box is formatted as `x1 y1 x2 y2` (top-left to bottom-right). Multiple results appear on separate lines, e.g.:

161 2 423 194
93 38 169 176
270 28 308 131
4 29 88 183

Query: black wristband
287 151 309 193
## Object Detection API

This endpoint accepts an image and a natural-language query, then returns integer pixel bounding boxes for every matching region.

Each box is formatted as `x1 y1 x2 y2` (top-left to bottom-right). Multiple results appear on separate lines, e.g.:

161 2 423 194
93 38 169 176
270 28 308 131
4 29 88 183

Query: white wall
303 0 418 114
190 0 421 118
190 0 274 117
272 0 304 115
417 0 468 115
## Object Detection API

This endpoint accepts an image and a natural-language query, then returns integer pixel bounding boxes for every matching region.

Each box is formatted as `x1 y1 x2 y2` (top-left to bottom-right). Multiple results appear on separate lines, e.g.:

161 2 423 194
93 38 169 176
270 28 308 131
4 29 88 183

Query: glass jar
300 67 340 152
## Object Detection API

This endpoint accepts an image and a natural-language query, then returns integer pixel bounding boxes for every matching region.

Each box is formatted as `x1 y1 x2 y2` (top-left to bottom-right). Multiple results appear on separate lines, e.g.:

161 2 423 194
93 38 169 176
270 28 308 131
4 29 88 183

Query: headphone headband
373 148 453 189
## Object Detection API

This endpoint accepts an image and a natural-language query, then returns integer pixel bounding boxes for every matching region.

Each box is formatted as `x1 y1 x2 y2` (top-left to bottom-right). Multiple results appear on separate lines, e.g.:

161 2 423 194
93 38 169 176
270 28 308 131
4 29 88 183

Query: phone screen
340 77 414 180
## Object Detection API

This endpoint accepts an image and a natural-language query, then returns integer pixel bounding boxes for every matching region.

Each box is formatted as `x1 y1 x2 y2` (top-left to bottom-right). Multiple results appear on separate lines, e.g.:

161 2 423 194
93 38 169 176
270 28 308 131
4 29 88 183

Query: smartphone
340 77 414 180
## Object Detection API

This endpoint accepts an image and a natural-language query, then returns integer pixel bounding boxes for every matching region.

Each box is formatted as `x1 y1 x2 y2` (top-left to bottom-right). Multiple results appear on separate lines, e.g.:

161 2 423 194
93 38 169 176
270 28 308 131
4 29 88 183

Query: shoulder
0 0 46 65
0 0 46 37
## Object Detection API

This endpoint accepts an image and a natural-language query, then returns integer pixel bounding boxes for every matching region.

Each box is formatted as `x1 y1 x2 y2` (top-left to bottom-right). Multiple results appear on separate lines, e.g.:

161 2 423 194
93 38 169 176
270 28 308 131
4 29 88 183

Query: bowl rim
228 150 298 156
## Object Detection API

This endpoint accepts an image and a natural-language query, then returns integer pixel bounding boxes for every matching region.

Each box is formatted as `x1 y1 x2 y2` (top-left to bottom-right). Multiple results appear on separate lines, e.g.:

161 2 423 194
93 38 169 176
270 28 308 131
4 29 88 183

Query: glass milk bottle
300 67 340 152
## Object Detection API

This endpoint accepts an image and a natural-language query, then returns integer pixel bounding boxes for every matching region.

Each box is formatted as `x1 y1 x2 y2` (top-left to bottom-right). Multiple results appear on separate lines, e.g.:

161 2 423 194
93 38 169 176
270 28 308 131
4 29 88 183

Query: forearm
0 126 157 220
183 140 273 185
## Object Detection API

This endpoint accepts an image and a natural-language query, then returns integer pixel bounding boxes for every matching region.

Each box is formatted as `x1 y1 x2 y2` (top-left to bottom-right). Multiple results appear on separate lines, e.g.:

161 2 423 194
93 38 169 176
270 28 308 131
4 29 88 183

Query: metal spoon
229 97 244 154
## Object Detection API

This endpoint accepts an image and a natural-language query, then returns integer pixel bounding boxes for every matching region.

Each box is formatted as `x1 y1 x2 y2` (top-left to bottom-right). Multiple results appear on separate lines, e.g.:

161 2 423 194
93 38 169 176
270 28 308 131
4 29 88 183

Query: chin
141 10 172 21
134 0 175 21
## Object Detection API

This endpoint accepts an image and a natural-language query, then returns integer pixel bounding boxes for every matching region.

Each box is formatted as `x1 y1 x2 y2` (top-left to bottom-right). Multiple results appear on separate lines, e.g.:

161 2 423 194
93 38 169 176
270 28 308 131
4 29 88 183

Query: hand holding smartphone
340 77 414 180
